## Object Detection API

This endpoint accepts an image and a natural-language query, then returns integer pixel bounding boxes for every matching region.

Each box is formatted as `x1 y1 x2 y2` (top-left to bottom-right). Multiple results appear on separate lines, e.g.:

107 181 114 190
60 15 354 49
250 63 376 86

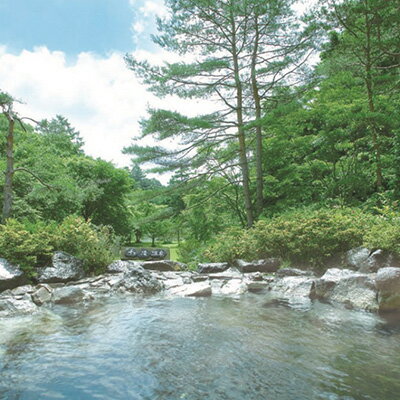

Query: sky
0 0 180 175
0 0 313 180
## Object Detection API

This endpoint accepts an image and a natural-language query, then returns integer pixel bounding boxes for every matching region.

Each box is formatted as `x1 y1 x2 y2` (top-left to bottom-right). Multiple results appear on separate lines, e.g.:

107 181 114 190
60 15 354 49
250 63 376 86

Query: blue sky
0 0 174 169
0 0 157 56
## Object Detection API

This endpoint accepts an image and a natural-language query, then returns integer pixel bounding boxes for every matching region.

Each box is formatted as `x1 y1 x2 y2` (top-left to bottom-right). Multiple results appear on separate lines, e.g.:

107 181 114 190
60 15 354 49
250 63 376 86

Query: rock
246 281 270 292
197 262 229 274
121 266 163 293
141 260 184 271
0 295 38 317
107 260 142 273
276 268 314 277
10 285 35 296
375 267 400 312
38 251 85 283
192 274 209 282
346 247 371 270
235 258 281 273
213 279 247 295
32 285 53 306
310 268 378 311
170 281 212 297
206 267 242 280
52 286 85 304
0 258 28 292
346 247 400 273
270 276 315 299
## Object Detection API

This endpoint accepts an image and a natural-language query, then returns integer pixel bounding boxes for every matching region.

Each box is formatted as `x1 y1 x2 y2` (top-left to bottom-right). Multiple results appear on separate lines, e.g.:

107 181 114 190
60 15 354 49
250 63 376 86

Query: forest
1 0 400 275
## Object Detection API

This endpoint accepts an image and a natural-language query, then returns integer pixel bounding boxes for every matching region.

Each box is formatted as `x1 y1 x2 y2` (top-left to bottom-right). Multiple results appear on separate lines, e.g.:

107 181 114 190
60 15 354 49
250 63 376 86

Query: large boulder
197 262 229 274
169 281 212 297
31 285 53 306
276 268 314 278
375 267 400 312
52 286 85 304
269 276 315 299
0 258 27 292
107 260 142 274
121 266 163 293
310 268 378 311
38 251 85 283
235 258 281 273
346 247 400 273
141 260 185 272
0 294 38 317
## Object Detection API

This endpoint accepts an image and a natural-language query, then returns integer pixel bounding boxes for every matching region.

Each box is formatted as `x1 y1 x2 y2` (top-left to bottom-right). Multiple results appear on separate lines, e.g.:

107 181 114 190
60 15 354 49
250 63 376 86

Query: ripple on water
0 295 400 400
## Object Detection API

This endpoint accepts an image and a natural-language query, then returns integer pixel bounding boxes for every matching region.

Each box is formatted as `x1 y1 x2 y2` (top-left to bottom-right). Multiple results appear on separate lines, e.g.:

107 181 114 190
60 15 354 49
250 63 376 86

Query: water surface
1 293 400 400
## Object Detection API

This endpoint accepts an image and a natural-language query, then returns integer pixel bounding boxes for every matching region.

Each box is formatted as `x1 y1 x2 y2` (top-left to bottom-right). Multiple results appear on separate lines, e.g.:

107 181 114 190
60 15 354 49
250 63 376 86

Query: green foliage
205 208 372 266
177 239 208 265
51 216 120 274
0 219 53 276
0 217 119 277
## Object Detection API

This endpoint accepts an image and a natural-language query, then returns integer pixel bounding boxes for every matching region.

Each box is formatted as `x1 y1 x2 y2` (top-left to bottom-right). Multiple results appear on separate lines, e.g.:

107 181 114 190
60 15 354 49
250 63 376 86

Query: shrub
205 208 371 266
177 239 208 265
0 219 53 276
51 216 120 274
364 217 400 255
203 227 250 264
0 216 120 277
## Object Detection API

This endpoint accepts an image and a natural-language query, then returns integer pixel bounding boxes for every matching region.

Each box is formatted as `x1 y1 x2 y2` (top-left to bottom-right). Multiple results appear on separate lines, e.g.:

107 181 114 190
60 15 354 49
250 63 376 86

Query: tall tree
318 0 400 190
125 0 310 226
0 92 52 223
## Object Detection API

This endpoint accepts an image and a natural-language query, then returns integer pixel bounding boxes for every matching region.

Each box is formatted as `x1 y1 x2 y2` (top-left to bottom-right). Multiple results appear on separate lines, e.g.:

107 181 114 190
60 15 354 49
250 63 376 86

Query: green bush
0 216 120 277
51 216 120 274
364 217 400 255
0 219 53 276
205 208 372 266
177 239 208 266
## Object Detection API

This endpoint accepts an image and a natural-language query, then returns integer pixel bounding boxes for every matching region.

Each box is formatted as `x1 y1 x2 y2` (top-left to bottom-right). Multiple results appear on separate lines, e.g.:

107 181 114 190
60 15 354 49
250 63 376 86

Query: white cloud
0 47 150 168
132 21 145 33
139 0 168 18
0 46 213 183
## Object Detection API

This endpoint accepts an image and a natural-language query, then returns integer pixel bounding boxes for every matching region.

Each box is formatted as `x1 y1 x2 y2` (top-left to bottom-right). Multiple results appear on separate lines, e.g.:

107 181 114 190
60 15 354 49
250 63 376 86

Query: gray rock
121 266 163 293
107 260 142 273
10 285 35 296
52 286 85 304
170 281 212 297
375 267 400 312
32 285 53 306
197 262 229 274
270 276 315 299
0 295 38 317
211 279 247 296
276 268 314 277
235 258 281 273
206 267 242 280
141 260 183 271
0 258 28 292
38 251 85 283
310 268 378 311
346 247 400 273
192 274 209 282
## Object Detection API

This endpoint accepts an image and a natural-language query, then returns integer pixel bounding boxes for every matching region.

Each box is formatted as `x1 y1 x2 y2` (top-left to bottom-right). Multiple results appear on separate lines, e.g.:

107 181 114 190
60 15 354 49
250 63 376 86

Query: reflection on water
0 293 400 400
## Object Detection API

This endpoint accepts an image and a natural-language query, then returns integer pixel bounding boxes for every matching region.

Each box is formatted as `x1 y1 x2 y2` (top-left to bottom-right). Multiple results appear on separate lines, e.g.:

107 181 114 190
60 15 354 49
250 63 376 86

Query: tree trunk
2 115 15 223
230 8 254 228
135 229 142 243
250 14 264 218
364 4 383 190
